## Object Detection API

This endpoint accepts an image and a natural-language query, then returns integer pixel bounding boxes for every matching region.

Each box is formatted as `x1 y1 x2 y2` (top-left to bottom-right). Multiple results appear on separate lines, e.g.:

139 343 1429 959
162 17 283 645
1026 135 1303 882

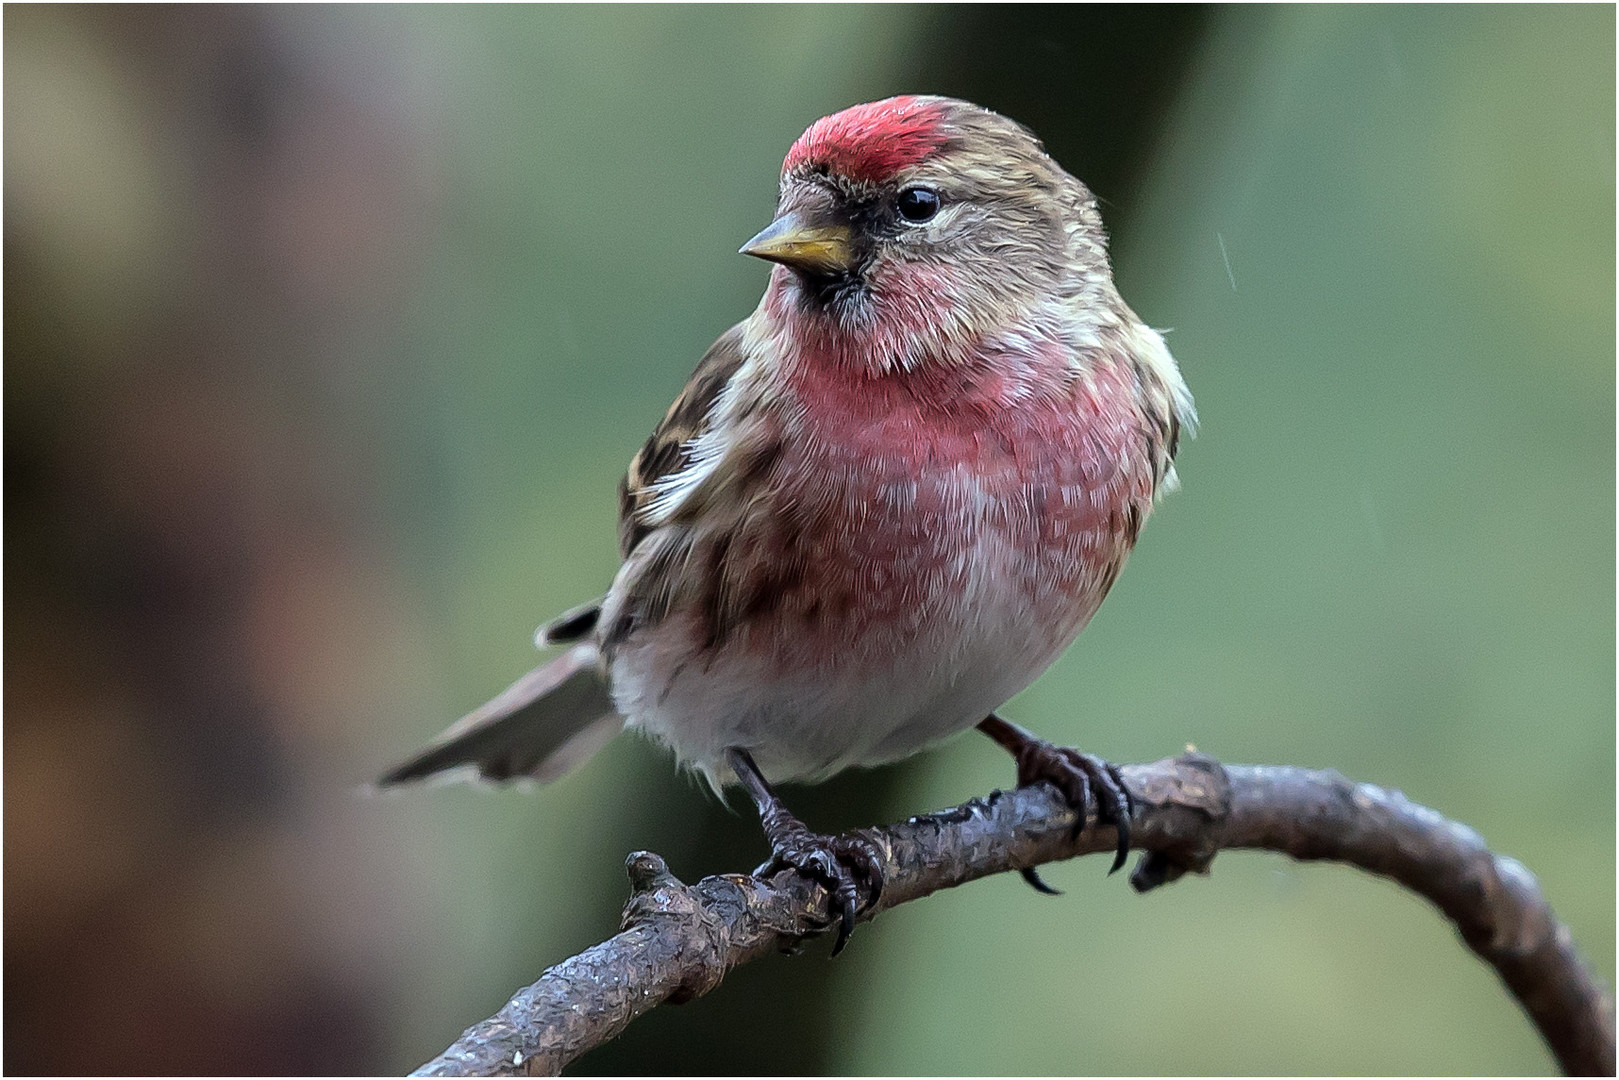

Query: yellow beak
740 211 856 275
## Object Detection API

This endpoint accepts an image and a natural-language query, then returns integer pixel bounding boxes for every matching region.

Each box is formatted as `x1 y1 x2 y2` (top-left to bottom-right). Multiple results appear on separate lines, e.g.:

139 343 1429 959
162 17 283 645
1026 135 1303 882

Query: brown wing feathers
618 325 747 557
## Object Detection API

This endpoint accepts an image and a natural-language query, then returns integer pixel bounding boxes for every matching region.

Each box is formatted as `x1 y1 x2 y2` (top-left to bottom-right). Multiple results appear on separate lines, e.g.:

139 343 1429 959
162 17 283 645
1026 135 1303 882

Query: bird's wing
379 325 767 787
536 596 604 645
607 321 792 652
617 324 749 557
377 642 620 785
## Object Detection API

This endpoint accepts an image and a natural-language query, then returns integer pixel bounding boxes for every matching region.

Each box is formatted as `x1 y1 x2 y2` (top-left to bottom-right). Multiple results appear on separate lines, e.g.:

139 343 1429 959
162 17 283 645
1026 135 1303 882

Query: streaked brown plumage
382 96 1194 950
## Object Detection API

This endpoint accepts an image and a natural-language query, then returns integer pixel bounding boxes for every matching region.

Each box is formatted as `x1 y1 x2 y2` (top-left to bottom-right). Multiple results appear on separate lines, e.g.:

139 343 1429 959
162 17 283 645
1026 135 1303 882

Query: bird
380 95 1194 953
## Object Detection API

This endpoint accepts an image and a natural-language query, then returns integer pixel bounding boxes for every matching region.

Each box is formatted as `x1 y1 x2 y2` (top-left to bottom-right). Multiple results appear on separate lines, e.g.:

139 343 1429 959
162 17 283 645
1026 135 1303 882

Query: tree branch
411 753 1614 1077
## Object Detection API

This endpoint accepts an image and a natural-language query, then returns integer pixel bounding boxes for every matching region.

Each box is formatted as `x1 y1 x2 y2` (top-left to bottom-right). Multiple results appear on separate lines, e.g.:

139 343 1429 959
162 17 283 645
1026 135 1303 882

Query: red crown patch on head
783 96 952 183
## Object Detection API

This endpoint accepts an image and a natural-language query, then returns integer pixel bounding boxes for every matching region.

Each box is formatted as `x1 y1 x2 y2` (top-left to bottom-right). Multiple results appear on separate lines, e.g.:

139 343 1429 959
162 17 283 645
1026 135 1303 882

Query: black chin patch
794 267 867 310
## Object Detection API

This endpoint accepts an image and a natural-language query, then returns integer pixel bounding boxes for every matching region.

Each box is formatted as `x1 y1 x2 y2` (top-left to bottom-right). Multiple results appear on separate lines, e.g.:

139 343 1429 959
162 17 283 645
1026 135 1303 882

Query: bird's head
744 96 1116 373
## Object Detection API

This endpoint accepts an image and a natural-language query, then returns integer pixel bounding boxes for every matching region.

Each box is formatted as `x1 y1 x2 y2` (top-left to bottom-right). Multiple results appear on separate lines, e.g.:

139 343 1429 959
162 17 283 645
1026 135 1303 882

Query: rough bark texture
411 754 1614 1077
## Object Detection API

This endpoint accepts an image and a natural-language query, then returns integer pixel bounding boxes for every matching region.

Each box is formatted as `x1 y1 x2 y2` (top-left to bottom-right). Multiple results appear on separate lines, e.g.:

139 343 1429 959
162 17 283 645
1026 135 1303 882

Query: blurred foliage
4 5 1611 1076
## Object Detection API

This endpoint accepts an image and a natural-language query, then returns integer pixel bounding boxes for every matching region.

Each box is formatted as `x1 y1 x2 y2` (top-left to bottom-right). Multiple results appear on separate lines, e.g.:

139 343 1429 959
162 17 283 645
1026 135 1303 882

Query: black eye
896 186 940 223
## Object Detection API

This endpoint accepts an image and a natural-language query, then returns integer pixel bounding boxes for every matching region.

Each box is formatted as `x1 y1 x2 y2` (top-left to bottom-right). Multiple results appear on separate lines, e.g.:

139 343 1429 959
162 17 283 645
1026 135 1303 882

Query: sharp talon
984 719 1132 877
1020 866 1063 895
729 749 883 954
831 897 856 956
1100 759 1132 874
754 826 883 953
1107 821 1129 875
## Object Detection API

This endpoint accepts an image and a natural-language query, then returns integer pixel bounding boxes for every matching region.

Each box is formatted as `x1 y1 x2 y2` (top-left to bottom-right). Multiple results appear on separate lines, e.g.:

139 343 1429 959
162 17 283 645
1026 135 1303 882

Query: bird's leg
727 747 884 955
977 713 1134 884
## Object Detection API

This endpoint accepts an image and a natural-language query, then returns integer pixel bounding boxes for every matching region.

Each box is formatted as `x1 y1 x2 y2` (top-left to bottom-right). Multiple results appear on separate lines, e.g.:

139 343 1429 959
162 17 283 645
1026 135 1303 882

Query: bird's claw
1013 742 1134 875
755 824 884 955
1019 866 1064 895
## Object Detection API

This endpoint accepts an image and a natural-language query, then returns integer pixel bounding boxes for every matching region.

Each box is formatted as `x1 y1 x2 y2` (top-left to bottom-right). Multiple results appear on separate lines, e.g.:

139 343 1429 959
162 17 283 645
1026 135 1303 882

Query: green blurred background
5 5 1612 1074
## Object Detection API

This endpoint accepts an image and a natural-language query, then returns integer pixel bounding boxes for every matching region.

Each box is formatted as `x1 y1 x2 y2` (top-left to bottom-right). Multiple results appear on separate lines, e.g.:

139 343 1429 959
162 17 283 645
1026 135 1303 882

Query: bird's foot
754 816 884 956
979 715 1134 880
1015 741 1133 874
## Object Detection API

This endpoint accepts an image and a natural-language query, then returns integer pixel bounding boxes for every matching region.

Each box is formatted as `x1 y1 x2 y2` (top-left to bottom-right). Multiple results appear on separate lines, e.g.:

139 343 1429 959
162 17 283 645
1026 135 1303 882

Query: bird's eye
896 186 940 224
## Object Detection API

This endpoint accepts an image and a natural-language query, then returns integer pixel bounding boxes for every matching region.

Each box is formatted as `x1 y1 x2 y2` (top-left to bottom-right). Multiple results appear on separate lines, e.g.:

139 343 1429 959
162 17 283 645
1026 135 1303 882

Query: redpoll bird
381 95 1194 951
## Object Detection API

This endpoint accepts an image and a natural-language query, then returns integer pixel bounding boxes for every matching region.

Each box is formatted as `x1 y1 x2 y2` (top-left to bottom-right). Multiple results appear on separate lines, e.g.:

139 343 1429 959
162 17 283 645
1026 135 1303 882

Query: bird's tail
377 642 621 786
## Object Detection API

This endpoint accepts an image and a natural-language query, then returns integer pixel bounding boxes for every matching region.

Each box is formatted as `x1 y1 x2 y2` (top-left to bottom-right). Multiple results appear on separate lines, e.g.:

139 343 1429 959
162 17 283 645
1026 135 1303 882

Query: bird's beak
740 211 856 276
